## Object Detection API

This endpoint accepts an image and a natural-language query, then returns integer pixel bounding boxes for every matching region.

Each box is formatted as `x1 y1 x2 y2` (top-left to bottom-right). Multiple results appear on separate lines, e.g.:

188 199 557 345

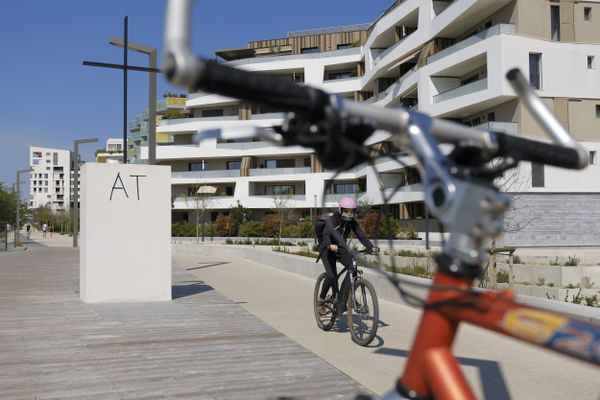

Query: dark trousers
319 247 353 301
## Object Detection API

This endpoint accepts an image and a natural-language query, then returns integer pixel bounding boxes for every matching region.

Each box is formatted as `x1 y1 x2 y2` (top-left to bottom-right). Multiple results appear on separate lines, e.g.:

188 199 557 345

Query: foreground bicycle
163 1 600 398
314 249 379 346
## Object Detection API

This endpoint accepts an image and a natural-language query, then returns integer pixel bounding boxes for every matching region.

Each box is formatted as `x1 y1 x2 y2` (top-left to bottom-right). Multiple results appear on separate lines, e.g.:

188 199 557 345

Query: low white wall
81 164 172 302
172 243 599 324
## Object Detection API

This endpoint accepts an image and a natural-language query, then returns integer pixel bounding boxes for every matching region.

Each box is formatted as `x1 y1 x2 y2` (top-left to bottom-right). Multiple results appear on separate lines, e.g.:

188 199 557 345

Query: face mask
342 214 354 222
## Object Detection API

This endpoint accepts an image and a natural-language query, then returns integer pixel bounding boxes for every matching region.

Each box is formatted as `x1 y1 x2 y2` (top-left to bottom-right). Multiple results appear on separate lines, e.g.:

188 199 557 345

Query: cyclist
317 197 379 315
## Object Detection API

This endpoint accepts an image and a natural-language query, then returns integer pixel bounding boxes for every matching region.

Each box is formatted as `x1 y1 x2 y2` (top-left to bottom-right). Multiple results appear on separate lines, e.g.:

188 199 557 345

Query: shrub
397 224 418 240
497 270 509 283
172 222 195 237
215 213 235 237
512 255 522 264
564 255 580 266
361 211 401 239
282 223 301 238
297 221 315 238
263 214 281 238
238 221 264 237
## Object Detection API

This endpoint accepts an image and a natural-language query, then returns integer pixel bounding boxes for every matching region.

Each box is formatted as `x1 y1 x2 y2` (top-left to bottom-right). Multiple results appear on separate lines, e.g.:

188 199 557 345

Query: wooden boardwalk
0 242 372 399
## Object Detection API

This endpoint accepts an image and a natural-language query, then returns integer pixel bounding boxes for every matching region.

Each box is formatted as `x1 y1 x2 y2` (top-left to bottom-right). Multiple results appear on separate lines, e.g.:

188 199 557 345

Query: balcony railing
159 115 240 126
216 141 274 150
171 170 240 179
475 121 519 135
250 194 306 201
428 24 515 64
433 78 487 103
249 167 311 176
250 112 285 120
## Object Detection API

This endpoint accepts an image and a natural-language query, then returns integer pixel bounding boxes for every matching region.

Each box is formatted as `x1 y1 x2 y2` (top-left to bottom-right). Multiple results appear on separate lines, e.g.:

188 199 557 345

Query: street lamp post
73 138 98 248
15 168 32 246
109 37 157 165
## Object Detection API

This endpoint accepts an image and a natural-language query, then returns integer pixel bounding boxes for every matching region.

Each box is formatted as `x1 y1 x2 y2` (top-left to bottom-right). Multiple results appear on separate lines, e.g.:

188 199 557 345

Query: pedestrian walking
42 223 47 238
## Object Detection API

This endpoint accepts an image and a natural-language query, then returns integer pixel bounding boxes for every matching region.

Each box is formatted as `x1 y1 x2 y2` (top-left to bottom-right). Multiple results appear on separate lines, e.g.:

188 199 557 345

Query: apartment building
96 138 124 164
29 146 71 212
156 0 600 246
128 94 188 163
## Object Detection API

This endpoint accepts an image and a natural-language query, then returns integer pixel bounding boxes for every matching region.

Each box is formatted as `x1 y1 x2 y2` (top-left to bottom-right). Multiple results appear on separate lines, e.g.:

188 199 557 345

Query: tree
0 183 28 229
271 188 293 246
179 185 216 243
229 200 251 236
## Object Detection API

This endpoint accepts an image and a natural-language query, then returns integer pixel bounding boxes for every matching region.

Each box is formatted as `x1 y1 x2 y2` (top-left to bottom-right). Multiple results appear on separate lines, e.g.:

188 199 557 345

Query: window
531 163 545 187
327 71 354 80
333 183 358 194
588 56 595 69
265 159 295 168
226 161 241 170
550 5 560 41
590 151 597 165
264 185 295 195
33 159 40 165
300 47 319 54
337 43 353 50
202 109 223 118
303 157 311 167
53 153 58 165
584 7 592 21
596 105 600 118
487 112 496 122
189 161 209 171
529 53 542 89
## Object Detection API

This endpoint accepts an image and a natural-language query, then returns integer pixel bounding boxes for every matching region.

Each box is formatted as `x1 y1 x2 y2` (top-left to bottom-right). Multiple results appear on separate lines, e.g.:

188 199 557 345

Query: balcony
249 167 311 176
159 115 240 126
433 78 487 103
428 24 515 64
171 170 240 179
475 121 518 135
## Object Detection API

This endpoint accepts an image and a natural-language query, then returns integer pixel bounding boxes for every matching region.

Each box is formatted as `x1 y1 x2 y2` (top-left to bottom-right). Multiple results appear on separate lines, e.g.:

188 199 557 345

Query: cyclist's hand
330 244 338 253
371 246 380 254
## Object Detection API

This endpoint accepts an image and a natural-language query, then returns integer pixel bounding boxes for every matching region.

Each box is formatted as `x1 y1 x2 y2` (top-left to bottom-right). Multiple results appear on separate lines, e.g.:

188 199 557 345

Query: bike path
0 238 372 399
173 246 600 400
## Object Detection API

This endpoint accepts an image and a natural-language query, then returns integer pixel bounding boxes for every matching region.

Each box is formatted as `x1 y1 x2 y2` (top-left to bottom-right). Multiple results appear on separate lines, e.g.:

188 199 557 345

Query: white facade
157 0 600 238
29 146 71 212
96 138 124 164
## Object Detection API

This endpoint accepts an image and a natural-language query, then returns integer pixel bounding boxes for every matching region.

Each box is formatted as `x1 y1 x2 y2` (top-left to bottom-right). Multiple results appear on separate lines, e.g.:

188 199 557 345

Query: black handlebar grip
496 132 581 169
192 58 331 121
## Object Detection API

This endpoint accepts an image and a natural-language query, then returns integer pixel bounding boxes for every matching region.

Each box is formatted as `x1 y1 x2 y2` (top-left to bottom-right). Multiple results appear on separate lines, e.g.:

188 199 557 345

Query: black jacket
319 211 373 252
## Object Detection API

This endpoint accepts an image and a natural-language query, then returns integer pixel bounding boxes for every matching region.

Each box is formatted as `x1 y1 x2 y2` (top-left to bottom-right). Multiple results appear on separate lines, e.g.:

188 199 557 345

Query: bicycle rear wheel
314 273 336 331
347 277 379 346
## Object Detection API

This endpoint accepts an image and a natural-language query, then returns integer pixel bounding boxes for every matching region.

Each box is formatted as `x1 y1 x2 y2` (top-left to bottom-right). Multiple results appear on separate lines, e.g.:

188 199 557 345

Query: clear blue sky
0 0 387 192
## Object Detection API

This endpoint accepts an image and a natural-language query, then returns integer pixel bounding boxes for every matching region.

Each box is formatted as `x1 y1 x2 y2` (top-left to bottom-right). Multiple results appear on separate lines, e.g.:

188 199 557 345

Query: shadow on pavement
172 280 214 299
186 261 230 271
373 348 510 399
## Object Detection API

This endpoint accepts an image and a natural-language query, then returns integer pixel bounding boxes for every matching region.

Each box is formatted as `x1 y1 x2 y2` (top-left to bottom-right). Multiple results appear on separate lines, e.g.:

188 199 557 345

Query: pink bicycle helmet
339 197 357 211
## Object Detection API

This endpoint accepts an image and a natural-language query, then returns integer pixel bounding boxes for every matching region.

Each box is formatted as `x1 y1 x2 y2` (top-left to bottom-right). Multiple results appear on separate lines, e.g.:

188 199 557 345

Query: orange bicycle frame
399 268 600 399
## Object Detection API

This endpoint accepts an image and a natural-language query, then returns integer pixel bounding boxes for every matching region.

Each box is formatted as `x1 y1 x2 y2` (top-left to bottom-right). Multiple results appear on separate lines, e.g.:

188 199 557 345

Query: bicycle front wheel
347 277 379 346
314 273 336 331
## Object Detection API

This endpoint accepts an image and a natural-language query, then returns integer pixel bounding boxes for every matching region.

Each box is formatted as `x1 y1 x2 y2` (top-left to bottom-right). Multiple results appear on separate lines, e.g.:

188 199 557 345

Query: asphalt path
174 253 600 400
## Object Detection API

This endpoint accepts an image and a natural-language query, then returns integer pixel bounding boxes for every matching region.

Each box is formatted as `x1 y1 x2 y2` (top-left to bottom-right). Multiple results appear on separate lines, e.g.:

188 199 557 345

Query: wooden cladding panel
248 31 368 54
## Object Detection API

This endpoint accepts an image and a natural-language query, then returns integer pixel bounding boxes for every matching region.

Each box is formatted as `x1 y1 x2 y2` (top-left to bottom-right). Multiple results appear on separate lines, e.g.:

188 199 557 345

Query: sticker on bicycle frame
500 309 568 343
501 309 600 363
545 320 600 364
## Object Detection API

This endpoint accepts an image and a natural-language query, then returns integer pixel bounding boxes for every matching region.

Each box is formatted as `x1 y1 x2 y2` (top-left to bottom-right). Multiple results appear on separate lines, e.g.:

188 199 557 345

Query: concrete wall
505 193 600 246
80 164 172 302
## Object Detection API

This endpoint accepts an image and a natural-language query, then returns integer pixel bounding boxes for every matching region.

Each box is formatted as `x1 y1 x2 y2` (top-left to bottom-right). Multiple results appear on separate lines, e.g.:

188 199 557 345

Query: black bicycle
313 249 379 346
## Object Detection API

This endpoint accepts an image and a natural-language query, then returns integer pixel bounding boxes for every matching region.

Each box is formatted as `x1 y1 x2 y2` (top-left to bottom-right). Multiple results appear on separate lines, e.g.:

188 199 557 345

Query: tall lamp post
109 37 157 165
15 168 32 246
73 138 98 248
